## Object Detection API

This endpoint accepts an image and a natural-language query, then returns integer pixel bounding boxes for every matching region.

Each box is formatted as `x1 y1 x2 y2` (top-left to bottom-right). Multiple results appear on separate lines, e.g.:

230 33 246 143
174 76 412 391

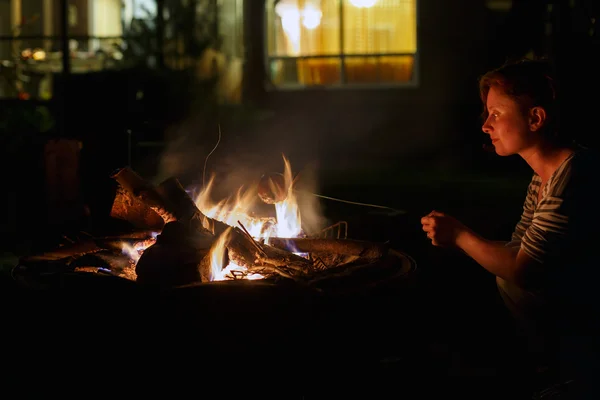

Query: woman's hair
478 58 564 143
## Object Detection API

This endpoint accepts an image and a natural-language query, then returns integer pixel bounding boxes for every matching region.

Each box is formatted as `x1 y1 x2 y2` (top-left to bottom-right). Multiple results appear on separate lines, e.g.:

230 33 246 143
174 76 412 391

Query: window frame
263 0 420 91
0 0 158 100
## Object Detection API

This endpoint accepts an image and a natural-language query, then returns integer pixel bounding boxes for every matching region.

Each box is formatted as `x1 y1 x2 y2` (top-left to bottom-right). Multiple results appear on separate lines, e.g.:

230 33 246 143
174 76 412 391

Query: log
154 177 229 237
99 237 157 254
267 238 389 259
111 167 177 223
135 221 212 288
93 230 158 241
20 240 103 263
111 167 229 238
226 227 313 272
109 186 165 231
70 251 138 281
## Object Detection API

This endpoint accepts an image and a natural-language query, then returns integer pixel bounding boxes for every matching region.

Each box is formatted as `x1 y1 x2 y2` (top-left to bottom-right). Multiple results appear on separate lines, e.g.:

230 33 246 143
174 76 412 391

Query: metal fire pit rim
181 247 416 292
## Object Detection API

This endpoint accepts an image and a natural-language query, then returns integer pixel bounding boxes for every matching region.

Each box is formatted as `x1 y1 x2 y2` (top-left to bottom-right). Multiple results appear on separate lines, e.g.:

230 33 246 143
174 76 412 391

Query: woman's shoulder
552 145 598 195
570 145 600 170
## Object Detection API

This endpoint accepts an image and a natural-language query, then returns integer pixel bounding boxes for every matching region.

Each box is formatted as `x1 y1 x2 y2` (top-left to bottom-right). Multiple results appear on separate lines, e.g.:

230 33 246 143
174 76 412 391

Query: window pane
267 0 340 57
219 0 244 58
270 57 341 86
64 0 123 54
344 55 414 83
342 0 416 55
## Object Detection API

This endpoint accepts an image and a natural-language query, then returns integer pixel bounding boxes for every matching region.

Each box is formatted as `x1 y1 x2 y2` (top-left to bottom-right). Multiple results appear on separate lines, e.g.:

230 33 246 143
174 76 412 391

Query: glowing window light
301 4 322 30
349 0 378 8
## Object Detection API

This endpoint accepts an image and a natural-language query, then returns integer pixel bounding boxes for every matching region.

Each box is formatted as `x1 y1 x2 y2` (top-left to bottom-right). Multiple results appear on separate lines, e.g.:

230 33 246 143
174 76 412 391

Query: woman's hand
420 210 467 247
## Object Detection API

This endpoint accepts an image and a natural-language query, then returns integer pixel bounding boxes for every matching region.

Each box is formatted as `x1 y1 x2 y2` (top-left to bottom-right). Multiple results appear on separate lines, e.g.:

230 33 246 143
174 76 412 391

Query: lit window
266 0 418 87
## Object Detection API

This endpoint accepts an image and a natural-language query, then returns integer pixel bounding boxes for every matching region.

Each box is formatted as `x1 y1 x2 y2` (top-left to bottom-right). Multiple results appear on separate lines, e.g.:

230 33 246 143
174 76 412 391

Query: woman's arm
456 227 542 289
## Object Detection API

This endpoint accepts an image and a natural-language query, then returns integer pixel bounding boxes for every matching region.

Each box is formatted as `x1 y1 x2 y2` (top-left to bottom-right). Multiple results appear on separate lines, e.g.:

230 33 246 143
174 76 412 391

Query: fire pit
13 155 416 296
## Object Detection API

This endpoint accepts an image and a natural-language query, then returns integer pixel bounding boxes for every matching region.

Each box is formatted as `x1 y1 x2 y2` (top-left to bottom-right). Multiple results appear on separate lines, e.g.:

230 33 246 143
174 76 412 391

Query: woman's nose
482 120 492 134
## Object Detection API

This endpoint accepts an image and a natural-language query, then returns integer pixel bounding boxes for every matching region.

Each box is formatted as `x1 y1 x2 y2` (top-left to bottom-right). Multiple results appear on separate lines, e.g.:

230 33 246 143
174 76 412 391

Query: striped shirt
506 152 576 263
498 147 600 329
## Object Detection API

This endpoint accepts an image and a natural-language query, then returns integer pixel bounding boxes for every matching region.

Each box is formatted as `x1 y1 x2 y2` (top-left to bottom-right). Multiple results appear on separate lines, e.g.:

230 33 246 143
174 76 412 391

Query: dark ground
1 165 589 399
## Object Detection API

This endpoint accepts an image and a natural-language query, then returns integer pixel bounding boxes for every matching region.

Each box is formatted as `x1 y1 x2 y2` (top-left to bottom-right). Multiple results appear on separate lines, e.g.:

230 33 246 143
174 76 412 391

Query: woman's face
482 85 537 156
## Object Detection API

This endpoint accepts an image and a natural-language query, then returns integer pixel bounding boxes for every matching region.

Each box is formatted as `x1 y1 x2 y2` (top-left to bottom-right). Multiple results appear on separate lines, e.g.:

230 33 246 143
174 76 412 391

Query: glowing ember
208 227 264 281
121 242 144 264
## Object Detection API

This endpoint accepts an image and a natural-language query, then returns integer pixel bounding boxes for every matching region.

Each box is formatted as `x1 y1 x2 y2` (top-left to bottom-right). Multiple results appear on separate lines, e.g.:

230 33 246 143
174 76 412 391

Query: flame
117 155 304 282
121 242 144 264
209 227 264 281
196 154 304 281
119 236 157 266
273 155 302 239
195 176 277 239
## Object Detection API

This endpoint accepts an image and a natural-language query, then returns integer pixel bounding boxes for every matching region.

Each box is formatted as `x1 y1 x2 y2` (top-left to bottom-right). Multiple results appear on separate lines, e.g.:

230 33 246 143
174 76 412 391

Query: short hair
479 58 563 142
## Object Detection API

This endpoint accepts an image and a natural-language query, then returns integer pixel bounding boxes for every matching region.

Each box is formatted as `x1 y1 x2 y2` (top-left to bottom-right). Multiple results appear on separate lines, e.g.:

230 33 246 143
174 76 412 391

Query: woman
421 58 599 388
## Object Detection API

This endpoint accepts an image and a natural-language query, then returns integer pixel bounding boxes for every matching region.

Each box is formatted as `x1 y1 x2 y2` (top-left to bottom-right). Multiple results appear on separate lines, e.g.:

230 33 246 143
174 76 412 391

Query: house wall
238 0 496 179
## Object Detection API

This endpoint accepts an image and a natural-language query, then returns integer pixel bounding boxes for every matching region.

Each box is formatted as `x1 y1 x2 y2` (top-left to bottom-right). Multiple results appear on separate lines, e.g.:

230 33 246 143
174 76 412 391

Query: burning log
154 177 229 237
111 167 176 223
111 167 229 237
224 226 314 279
20 240 103 263
232 224 311 271
69 251 138 280
136 221 214 288
110 186 166 231
98 237 157 254
267 237 389 259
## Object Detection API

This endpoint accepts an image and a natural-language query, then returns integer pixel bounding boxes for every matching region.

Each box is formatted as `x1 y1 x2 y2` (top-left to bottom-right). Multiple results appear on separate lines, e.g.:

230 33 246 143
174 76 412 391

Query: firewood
20 240 103 263
267 237 389 259
226 227 312 272
154 177 229 237
257 172 287 204
111 167 229 238
109 186 165 230
135 221 213 288
92 230 157 241
98 237 157 254
111 167 177 223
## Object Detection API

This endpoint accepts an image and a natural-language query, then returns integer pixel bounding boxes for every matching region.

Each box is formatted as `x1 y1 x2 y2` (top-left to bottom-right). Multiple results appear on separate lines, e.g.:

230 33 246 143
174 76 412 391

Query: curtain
269 0 416 85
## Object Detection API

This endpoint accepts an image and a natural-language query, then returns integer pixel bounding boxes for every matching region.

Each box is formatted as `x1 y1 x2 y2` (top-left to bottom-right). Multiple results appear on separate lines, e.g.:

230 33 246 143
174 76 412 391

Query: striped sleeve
520 162 574 263
506 176 540 249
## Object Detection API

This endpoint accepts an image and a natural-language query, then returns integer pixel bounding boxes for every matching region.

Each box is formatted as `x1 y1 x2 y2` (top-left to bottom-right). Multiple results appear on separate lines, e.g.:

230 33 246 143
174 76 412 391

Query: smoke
293 160 330 236
152 114 214 185
152 114 329 235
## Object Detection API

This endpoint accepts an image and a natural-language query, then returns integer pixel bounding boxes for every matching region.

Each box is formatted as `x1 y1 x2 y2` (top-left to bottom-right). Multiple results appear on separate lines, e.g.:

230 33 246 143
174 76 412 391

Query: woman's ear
529 106 547 132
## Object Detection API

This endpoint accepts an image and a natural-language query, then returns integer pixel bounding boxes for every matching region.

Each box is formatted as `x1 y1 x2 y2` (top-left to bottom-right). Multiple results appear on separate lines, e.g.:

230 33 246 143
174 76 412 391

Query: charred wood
225 227 313 275
19 240 103 264
267 238 389 259
135 221 211 288
111 167 229 238
110 186 165 231
111 167 176 223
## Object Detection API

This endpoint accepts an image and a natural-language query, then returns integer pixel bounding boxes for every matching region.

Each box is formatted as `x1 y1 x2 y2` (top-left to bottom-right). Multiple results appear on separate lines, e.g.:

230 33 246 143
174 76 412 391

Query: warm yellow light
275 3 301 54
302 4 322 30
32 49 46 61
349 0 377 8
275 1 323 53
21 49 32 59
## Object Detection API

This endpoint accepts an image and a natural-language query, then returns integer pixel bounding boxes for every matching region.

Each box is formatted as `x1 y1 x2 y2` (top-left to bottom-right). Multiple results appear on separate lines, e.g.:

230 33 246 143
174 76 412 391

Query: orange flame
209 227 264 281
272 155 302 239
118 155 304 282
197 154 304 281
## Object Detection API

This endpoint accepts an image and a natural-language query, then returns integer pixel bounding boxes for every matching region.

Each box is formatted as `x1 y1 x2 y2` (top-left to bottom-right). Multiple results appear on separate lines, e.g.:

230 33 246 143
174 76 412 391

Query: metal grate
311 221 348 240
